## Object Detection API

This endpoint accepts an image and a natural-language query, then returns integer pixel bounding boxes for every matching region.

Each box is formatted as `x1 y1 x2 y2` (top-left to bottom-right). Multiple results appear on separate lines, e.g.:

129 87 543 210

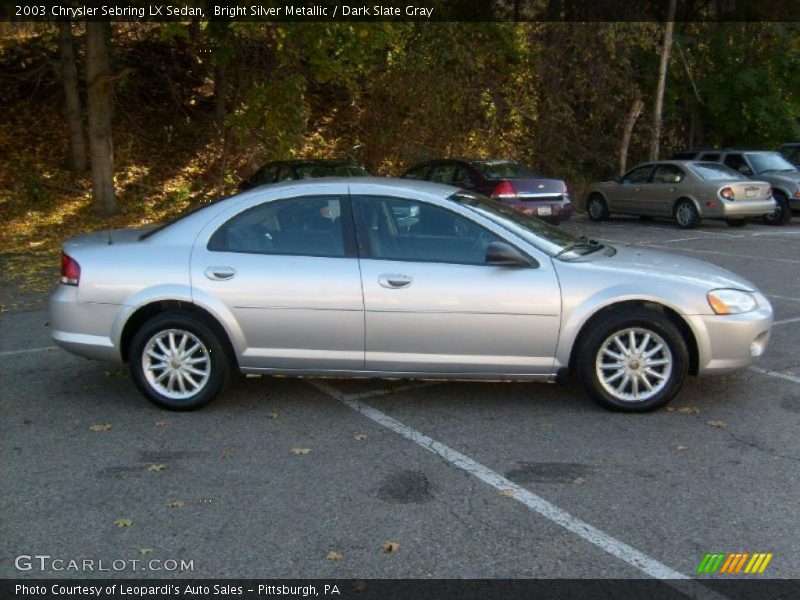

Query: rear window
689 162 748 181
473 161 537 180
139 200 220 240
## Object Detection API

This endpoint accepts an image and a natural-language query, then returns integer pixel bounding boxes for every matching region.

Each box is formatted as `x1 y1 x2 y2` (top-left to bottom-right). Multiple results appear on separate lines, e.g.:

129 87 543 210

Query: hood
587 244 757 291
761 171 800 187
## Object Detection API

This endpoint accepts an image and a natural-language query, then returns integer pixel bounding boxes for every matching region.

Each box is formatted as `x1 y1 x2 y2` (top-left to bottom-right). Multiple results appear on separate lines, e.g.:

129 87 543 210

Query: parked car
585 160 776 229
672 148 799 225
50 178 772 413
239 159 370 191
779 143 800 168
401 159 572 223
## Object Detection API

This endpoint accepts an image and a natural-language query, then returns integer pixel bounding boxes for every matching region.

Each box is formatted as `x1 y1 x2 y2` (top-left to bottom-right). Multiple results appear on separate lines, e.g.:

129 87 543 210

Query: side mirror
485 241 535 267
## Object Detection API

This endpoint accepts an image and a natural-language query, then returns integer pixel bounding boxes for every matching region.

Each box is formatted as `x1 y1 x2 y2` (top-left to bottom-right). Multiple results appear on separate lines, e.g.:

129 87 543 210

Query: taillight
60 252 80 286
491 180 517 199
562 181 569 194
720 187 734 200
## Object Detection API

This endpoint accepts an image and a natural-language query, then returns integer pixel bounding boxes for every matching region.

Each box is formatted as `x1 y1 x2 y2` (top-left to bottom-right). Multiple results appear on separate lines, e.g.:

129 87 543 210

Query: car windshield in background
294 164 369 178
689 162 749 181
450 191 597 257
473 160 538 180
747 152 797 175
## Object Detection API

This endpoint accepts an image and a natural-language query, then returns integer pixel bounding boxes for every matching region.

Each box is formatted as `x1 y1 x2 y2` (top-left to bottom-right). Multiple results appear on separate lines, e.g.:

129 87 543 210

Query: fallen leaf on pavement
268 412 279 420
139 548 153 556
220 449 232 459
326 550 344 561
352 580 367 593
114 518 133 528
573 477 586 485
147 464 166 472
707 420 728 429
677 445 689 451
499 489 516 498
353 434 368 441
154 421 168 427
382 541 400 554
666 406 700 414
89 423 112 432
291 448 311 455
166 500 185 508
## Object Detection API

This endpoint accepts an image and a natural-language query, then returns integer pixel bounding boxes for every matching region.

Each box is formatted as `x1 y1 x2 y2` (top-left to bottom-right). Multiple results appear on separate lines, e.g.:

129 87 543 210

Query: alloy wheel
141 329 211 400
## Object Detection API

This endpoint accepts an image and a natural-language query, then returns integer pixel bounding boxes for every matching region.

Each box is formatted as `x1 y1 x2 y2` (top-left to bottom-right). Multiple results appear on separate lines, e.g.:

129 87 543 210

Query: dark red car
401 158 572 223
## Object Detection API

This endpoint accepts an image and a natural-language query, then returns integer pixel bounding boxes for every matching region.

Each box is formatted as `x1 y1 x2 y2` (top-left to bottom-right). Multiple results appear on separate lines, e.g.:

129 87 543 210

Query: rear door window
652 165 685 184
622 165 654 184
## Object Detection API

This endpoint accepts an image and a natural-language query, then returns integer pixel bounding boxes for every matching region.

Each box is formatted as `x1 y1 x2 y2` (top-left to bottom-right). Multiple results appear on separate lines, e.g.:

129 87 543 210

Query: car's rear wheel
129 312 230 410
764 191 792 226
587 193 609 222
578 308 688 412
725 219 748 227
674 199 700 229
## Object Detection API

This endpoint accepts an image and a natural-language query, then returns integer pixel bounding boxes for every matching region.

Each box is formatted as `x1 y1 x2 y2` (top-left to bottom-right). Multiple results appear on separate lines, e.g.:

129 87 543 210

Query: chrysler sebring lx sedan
586 161 776 229
49 179 773 412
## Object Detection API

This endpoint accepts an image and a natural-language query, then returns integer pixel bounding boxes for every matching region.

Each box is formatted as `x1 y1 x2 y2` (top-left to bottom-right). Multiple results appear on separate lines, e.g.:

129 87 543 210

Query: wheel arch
567 300 699 377
119 300 239 368
672 195 701 215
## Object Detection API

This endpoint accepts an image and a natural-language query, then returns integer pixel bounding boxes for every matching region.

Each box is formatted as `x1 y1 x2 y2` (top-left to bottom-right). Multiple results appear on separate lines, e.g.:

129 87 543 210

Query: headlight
707 289 758 315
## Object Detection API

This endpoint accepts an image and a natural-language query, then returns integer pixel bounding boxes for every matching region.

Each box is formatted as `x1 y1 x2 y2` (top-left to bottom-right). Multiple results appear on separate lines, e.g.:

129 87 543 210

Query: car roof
677 148 777 154
238 176 458 199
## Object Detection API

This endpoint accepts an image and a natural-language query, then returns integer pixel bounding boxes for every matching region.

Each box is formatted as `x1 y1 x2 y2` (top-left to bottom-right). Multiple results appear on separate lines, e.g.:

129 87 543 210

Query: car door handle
205 266 237 281
378 274 413 289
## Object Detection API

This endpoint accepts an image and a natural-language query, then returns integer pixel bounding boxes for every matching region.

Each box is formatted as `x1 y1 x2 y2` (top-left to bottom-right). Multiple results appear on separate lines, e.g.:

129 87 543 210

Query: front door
352 195 561 375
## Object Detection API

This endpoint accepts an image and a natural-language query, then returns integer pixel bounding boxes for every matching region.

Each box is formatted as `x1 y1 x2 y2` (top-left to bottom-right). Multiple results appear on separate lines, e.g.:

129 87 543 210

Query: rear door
352 194 561 375
649 164 687 217
191 188 365 371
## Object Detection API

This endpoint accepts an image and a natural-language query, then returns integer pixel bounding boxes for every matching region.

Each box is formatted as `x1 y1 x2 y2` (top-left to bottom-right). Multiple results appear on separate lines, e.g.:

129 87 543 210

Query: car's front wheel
586 193 610 222
764 191 792 226
578 308 689 412
129 312 230 410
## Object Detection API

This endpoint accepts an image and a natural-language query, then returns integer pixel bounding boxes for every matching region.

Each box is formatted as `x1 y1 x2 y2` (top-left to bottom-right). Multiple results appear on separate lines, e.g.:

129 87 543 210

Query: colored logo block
697 552 773 574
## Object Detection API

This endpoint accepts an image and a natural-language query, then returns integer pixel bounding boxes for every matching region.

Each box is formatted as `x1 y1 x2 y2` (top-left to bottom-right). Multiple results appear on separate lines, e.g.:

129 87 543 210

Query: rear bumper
713 199 777 218
686 297 773 375
506 198 573 222
48 285 122 363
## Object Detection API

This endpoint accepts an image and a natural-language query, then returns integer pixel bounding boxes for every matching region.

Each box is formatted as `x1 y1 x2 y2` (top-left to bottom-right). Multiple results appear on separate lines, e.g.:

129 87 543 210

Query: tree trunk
214 62 227 126
649 0 677 161
620 93 644 175
58 22 87 173
86 21 117 216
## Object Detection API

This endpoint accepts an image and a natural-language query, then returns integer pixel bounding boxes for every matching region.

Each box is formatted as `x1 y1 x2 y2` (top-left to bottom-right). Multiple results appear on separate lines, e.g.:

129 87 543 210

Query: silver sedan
49 178 773 412
586 160 776 228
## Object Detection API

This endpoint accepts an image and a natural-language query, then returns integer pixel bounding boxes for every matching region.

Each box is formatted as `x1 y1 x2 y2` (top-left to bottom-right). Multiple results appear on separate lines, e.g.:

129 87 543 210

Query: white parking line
768 294 800 303
309 380 729 598
773 316 800 326
0 345 58 358
749 366 800 385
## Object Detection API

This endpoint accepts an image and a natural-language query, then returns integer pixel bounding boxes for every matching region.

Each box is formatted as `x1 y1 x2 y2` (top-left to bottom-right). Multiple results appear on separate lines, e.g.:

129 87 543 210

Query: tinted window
355 196 502 265
294 163 369 179
672 151 697 160
276 166 294 182
652 164 685 184
452 165 473 187
622 165 653 184
429 164 457 184
209 196 345 257
403 164 431 180
689 163 748 181
248 164 279 186
699 153 720 161
473 161 537 179
723 154 752 175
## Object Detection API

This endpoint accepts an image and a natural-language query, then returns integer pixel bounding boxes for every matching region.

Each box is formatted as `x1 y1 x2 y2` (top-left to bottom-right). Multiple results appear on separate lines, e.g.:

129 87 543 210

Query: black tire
129 311 230 410
577 308 689 412
725 219 748 228
587 193 610 222
673 199 700 229
763 191 792 226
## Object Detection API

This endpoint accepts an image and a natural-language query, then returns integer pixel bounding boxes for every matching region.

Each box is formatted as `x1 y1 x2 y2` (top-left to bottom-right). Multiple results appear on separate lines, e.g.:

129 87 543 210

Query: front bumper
686 297 773 375
49 285 122 362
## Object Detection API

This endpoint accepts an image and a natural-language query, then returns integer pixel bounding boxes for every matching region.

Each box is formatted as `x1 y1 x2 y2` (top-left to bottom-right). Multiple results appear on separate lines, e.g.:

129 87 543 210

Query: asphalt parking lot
1 215 799 584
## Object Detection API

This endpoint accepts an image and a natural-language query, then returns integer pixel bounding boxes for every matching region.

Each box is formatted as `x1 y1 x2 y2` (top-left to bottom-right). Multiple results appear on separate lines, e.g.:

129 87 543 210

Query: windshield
690 162 749 181
473 160 538 180
450 191 600 257
294 164 370 178
747 152 797 175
